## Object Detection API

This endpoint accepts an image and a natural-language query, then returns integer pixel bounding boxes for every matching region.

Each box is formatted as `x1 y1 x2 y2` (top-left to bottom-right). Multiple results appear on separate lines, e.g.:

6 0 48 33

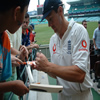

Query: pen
18 61 36 66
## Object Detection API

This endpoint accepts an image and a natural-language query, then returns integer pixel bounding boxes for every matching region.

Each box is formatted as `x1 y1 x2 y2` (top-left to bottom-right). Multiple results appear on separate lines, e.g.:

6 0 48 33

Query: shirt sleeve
30 33 34 42
93 29 96 39
6 30 13 48
71 25 90 72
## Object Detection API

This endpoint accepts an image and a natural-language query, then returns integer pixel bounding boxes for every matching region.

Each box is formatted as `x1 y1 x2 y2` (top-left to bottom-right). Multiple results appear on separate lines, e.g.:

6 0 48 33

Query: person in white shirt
32 0 93 100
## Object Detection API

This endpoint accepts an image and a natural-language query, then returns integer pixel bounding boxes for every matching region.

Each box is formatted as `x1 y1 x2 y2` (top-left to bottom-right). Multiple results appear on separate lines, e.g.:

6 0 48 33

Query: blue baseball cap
30 23 35 30
41 0 62 22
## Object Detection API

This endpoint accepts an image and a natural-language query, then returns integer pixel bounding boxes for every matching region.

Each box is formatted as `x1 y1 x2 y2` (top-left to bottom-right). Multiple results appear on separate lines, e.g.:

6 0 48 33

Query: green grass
35 22 98 45
35 24 54 44
87 22 98 39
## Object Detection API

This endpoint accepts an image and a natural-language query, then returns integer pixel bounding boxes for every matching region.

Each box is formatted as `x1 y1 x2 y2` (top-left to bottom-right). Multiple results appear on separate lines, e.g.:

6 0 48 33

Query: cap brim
41 10 52 22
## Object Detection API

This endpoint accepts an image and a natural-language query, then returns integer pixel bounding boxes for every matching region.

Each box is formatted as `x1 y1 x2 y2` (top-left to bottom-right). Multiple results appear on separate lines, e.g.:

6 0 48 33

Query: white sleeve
49 36 53 63
49 34 56 63
71 25 90 72
6 30 13 48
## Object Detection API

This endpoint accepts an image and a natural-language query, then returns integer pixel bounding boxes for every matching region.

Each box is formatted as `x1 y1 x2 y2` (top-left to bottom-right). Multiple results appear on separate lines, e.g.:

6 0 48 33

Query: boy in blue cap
32 0 93 100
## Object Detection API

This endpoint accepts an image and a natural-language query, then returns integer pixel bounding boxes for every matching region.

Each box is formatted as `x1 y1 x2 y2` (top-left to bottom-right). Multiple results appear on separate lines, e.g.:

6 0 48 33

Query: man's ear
58 6 63 15
14 6 21 21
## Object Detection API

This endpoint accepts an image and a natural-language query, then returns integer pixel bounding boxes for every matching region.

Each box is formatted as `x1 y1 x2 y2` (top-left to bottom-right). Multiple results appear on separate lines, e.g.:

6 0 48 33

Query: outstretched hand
31 52 50 72
19 45 28 61
11 80 29 96
11 54 23 67
30 43 39 49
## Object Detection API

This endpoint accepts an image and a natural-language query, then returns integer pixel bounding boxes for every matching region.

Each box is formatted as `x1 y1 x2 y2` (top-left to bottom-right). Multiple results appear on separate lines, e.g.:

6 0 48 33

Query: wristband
15 54 19 58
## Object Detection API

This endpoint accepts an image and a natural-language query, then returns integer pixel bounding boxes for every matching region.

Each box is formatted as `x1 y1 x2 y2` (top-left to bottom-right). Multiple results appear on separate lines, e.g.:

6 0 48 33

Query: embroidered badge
67 40 71 54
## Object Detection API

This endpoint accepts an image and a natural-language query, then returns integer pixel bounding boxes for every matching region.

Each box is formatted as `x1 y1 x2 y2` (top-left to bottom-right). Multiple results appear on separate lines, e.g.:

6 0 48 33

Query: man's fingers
36 52 41 57
16 58 23 65
12 62 20 67
20 45 26 50
20 47 24 53
25 55 28 61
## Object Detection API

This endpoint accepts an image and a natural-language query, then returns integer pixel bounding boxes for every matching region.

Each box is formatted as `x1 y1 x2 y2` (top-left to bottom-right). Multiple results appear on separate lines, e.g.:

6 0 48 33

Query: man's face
98 23 100 29
46 9 62 35
22 17 29 29
82 22 87 29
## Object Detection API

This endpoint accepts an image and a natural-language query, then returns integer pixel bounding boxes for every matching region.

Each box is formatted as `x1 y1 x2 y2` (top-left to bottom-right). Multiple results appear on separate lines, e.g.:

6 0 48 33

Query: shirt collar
22 29 29 35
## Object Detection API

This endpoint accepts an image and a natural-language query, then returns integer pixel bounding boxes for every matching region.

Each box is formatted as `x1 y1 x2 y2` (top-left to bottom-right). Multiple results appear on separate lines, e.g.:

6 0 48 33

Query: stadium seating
68 3 100 14
29 18 48 25
68 1 100 22
68 16 100 22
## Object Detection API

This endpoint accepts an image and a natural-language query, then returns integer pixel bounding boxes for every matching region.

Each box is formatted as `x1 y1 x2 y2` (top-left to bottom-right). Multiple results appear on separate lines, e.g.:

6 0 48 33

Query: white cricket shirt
49 19 93 96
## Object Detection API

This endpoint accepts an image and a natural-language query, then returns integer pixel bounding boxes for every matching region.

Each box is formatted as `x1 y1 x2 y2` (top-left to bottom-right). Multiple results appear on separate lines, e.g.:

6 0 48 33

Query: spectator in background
32 0 93 100
22 13 30 46
30 23 36 35
93 21 100 55
82 20 87 29
21 13 39 83
28 24 36 43
22 13 39 51
0 0 30 99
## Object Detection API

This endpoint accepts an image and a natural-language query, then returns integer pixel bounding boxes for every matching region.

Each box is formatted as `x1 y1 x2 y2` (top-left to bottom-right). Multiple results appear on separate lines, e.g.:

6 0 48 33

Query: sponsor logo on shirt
82 40 87 48
67 40 71 54
53 44 56 54
79 40 88 51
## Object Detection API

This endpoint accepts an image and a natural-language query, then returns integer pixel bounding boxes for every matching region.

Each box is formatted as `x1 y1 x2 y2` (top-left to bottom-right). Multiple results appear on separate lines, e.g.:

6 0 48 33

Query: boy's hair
82 20 87 24
25 13 29 19
0 0 30 13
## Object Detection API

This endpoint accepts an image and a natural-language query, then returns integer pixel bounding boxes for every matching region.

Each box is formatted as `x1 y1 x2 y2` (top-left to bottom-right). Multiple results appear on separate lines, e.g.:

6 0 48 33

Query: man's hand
11 54 23 67
11 80 29 96
30 43 39 49
95 46 98 50
32 52 50 72
26 43 39 51
19 45 28 61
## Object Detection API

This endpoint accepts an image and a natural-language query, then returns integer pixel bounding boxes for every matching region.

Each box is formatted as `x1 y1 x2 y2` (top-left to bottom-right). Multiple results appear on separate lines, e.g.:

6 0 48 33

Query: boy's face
8 5 28 33
22 17 29 29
